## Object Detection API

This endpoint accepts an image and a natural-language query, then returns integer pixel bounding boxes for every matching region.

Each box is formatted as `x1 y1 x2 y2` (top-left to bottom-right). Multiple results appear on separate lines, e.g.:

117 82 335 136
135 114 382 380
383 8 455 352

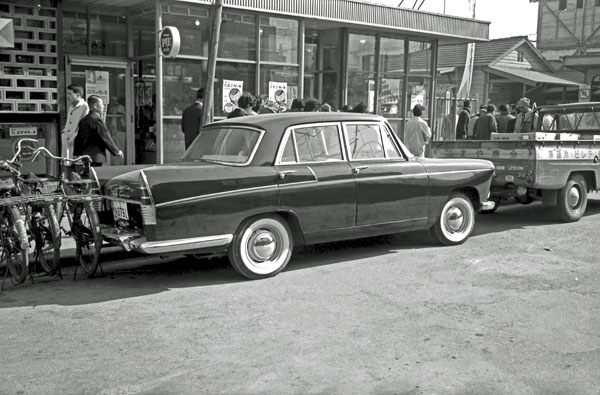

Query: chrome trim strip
132 234 233 254
426 168 493 176
156 184 278 208
139 170 156 206
278 180 319 188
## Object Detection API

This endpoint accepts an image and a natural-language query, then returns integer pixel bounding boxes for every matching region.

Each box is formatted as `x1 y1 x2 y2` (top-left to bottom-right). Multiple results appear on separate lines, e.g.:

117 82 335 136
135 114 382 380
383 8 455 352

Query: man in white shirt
404 104 432 157
62 83 89 158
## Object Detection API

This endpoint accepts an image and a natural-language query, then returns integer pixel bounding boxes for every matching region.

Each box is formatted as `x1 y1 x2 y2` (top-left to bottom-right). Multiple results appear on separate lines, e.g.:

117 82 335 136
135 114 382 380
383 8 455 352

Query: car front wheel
228 215 293 280
430 192 475 246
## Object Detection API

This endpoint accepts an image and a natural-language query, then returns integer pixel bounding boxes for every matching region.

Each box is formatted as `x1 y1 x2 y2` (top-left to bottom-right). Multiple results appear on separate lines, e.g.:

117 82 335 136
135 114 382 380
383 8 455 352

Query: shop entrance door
66 57 134 165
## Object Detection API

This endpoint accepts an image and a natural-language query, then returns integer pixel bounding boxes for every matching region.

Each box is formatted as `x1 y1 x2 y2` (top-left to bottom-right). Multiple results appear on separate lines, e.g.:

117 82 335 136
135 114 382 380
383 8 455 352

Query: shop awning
485 66 581 87
0 18 14 48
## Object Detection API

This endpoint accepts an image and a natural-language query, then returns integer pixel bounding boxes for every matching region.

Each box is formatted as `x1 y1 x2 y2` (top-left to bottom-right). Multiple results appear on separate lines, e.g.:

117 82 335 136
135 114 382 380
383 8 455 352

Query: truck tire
555 174 587 222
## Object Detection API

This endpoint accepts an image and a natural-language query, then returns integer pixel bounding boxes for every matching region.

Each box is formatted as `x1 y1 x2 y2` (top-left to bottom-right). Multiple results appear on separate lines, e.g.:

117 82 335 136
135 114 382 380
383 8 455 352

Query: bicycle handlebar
31 147 92 165
7 138 38 166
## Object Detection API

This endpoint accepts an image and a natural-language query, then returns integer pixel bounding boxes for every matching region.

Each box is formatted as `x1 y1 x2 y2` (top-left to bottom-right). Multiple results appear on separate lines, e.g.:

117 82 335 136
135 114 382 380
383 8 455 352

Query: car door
275 122 356 233
343 121 429 227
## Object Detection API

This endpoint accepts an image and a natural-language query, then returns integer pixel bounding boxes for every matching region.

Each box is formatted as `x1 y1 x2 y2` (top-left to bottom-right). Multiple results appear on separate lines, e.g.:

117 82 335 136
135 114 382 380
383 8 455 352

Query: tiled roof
438 36 528 67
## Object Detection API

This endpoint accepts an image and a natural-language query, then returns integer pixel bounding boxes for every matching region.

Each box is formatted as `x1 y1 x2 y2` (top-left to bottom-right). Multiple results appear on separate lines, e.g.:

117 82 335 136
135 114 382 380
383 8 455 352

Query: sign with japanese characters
223 79 243 113
269 81 287 106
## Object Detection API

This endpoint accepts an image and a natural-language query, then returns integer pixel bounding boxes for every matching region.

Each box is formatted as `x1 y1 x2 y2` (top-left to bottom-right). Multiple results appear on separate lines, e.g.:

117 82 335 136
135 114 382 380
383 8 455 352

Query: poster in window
269 81 287 106
223 79 243 113
86 70 110 121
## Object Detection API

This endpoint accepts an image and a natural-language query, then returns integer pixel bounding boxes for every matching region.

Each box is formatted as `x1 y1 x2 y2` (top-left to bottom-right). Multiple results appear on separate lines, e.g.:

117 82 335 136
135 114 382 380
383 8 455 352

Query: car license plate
505 175 514 182
112 201 129 221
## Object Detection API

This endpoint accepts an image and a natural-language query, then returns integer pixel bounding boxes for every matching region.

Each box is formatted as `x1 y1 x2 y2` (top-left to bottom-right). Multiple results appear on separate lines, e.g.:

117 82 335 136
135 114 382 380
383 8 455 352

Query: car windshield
182 126 261 164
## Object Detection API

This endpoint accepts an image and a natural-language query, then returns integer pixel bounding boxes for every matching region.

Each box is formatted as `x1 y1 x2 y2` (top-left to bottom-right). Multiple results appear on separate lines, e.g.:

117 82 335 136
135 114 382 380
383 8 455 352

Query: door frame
65 56 135 165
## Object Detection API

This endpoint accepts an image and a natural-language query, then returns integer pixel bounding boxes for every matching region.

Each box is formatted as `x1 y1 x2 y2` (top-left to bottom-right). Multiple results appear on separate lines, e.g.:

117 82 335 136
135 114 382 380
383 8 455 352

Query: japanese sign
9 126 37 137
86 70 110 121
223 79 243 113
269 81 287 106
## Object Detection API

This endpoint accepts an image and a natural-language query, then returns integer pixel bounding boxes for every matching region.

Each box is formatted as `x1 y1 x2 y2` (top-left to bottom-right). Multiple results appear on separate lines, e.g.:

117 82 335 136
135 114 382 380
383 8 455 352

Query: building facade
0 0 488 167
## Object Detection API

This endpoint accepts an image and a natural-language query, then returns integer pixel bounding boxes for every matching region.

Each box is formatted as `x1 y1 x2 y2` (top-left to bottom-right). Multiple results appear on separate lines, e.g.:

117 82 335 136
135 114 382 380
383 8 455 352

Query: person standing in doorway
62 83 89 158
404 104 431 158
74 95 124 167
181 88 204 149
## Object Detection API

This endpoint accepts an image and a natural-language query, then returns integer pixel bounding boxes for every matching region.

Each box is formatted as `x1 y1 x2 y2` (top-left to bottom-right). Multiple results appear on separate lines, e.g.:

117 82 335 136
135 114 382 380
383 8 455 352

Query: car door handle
277 170 296 179
352 165 369 174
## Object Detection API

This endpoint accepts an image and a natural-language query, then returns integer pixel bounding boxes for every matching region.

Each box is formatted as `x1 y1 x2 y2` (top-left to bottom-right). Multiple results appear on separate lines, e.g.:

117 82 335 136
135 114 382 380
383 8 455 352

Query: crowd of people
455 97 539 140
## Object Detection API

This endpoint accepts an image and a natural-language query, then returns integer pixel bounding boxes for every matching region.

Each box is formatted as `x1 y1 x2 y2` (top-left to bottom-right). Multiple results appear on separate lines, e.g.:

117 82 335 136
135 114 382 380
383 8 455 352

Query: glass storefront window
214 62 256 118
322 30 341 72
260 17 298 64
260 65 299 108
163 10 210 57
132 11 155 56
347 34 376 112
218 12 256 60
408 41 432 76
379 37 406 119
407 76 430 118
62 9 87 55
380 37 405 74
89 13 127 57
163 58 205 116
347 34 376 73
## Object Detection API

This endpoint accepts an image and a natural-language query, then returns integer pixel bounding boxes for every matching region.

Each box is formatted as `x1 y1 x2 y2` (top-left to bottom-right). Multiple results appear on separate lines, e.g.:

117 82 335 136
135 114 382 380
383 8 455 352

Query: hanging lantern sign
160 26 180 58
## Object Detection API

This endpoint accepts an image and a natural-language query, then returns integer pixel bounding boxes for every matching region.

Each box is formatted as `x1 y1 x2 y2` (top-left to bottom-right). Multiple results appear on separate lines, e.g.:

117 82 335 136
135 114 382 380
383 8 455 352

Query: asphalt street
1 197 599 395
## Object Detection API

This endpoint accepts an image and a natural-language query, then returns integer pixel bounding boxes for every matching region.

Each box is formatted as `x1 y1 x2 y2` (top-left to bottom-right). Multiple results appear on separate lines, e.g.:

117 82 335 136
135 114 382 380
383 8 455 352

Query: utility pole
202 0 223 126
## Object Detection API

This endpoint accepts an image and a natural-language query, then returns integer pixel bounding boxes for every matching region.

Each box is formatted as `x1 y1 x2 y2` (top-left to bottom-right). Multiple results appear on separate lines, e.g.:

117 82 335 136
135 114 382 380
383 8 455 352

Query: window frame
275 122 346 165
342 121 407 162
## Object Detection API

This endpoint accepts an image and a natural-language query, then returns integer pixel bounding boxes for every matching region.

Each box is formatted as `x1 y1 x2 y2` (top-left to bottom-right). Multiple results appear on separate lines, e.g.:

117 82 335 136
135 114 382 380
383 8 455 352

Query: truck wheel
228 215 293 280
430 192 475 246
555 174 588 222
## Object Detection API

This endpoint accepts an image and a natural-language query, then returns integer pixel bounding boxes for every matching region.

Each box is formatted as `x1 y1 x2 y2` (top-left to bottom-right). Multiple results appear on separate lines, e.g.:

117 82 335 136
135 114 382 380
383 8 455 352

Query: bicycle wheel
70 200 101 277
30 203 61 275
2 206 29 284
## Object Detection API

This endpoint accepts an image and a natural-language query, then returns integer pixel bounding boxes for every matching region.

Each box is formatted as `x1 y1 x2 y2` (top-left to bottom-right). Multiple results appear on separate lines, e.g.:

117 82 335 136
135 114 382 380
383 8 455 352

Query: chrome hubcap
568 186 580 208
248 230 276 261
446 206 464 232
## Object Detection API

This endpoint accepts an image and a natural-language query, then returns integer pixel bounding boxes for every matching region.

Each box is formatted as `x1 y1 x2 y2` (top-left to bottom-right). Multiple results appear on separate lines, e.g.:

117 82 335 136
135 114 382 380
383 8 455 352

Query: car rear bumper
100 225 233 254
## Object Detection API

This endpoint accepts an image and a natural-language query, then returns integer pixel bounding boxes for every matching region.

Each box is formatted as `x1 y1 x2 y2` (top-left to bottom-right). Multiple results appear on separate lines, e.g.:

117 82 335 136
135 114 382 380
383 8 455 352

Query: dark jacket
456 108 471 140
181 101 203 149
74 110 121 163
473 113 498 140
227 108 247 119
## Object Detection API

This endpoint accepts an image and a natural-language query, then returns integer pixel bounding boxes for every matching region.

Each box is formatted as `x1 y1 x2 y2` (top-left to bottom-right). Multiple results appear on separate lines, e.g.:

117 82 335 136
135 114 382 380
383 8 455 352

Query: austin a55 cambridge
95 113 494 279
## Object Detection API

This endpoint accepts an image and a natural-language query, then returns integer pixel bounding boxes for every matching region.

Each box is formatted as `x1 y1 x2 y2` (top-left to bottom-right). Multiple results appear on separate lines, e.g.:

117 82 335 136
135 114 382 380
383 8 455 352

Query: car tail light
139 171 156 225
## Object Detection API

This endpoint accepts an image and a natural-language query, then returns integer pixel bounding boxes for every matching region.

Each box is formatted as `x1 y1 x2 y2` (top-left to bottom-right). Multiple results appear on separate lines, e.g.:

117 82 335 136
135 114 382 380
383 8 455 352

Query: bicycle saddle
0 178 15 192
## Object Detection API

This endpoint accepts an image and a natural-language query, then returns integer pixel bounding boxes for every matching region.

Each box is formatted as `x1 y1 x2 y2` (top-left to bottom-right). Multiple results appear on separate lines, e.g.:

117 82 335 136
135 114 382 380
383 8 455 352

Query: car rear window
182 126 262 164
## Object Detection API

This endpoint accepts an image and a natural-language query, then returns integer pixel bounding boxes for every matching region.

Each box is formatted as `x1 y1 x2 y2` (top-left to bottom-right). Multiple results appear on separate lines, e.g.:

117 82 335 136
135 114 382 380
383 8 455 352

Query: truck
428 102 600 222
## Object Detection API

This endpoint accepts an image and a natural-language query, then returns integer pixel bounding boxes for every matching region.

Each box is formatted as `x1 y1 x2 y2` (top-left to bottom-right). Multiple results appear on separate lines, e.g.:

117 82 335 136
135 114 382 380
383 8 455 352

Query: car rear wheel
430 192 475 246
555 174 587 222
228 215 293 280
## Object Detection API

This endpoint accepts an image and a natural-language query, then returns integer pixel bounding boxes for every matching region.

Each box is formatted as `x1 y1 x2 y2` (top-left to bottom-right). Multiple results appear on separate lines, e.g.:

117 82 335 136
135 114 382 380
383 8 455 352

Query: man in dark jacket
455 100 471 140
181 88 204 149
74 95 123 166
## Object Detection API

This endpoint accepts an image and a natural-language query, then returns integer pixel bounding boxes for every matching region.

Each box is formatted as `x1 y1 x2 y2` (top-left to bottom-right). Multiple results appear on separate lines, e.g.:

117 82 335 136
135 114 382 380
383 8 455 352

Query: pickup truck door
343 122 429 227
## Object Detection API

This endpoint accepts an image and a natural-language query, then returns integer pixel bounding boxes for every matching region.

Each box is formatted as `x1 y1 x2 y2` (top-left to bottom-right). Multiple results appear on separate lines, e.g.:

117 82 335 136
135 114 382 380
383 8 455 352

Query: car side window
381 127 402 158
346 124 385 160
280 133 296 163
293 125 343 163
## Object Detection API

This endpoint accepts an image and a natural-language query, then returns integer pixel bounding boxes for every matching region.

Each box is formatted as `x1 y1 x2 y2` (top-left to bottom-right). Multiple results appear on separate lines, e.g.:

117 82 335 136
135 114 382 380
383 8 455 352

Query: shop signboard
160 26 181 59
86 70 110 120
223 79 243 112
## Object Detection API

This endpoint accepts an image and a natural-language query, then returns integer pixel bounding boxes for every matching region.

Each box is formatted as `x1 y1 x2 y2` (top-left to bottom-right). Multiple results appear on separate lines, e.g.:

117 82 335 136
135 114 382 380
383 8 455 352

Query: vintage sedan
97 113 494 279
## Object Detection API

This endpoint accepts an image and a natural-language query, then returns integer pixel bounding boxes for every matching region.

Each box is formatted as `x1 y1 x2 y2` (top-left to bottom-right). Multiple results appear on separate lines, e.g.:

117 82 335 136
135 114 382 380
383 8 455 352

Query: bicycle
0 139 38 287
31 147 103 279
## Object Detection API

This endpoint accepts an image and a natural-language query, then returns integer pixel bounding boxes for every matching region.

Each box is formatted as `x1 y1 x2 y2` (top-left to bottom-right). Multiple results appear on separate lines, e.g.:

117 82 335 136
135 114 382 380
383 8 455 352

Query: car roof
205 112 386 131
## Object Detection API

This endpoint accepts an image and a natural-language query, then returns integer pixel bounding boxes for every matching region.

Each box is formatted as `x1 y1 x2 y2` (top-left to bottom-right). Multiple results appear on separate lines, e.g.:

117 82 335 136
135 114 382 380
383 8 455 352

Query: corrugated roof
486 66 581 87
438 36 528 67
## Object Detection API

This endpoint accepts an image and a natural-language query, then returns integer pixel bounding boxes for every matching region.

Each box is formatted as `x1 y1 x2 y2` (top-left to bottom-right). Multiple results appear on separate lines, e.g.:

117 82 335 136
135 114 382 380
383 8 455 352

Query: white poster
287 85 298 106
223 79 243 113
269 81 287 106
86 70 110 121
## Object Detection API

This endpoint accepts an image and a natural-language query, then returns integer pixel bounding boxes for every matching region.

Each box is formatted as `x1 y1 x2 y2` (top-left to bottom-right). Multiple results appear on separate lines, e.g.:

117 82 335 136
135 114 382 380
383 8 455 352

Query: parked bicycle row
0 138 102 290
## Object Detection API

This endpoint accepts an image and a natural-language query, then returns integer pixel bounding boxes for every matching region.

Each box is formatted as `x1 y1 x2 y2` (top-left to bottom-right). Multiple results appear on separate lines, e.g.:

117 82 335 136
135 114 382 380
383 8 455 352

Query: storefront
0 0 489 166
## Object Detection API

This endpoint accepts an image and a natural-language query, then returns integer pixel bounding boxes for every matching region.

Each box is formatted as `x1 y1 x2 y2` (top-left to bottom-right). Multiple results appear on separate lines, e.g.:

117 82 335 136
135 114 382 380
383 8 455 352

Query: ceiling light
195 19 200 26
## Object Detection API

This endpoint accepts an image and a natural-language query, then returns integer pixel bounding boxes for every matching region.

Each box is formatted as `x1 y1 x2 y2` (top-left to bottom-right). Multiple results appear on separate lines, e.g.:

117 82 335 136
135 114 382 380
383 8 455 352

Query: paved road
1 198 599 395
